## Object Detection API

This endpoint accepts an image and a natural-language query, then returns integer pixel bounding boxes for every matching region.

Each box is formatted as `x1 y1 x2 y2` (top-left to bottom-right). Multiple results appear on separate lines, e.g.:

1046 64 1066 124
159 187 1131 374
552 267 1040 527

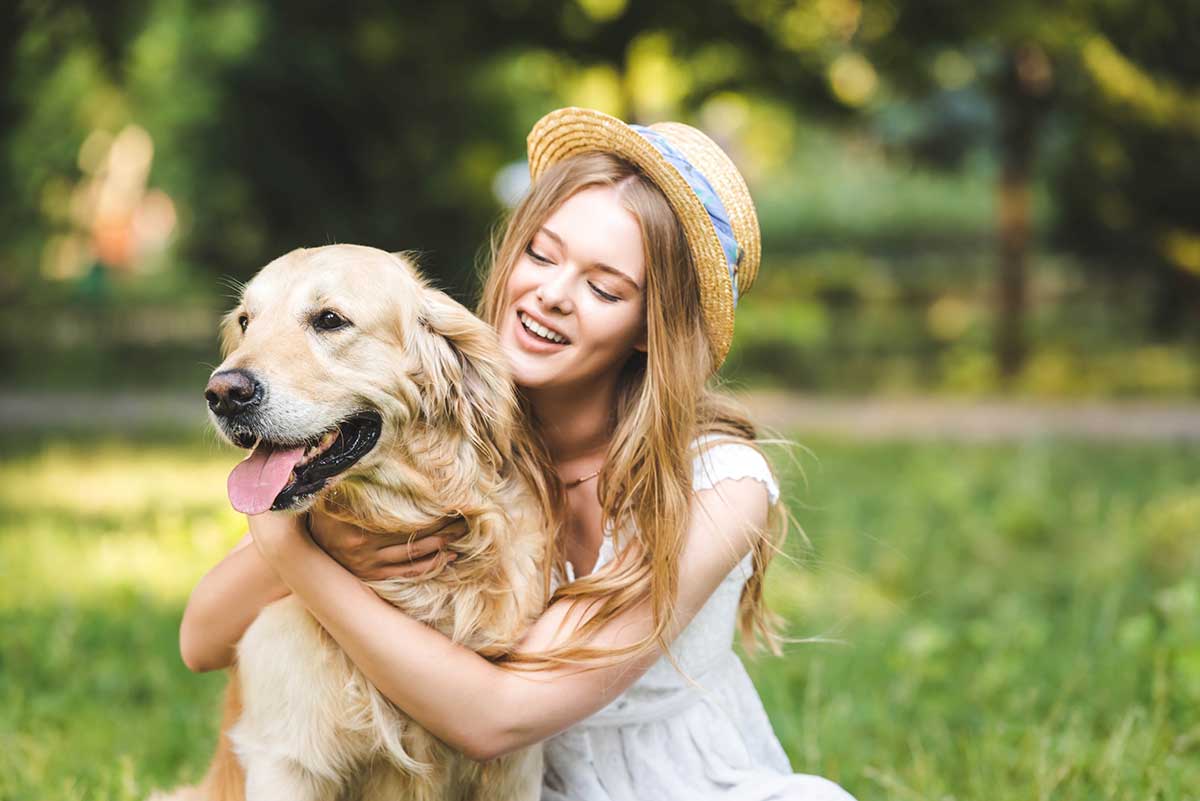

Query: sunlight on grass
0 437 236 517
0 437 245 604
0 519 239 605
767 563 901 630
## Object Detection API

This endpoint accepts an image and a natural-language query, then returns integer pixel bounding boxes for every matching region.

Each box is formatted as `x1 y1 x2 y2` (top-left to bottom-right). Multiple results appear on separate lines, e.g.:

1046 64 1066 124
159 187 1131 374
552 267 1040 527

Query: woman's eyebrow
592 262 641 291
539 225 642 291
539 226 565 249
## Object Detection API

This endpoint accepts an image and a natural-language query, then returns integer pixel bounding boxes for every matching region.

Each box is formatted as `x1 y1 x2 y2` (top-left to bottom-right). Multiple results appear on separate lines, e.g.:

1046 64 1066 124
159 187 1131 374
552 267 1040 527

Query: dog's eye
238 314 248 333
313 310 350 331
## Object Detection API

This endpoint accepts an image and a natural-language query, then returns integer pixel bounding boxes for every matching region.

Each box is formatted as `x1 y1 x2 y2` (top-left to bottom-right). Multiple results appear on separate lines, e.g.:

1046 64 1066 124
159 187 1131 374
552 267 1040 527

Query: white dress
542 437 858 801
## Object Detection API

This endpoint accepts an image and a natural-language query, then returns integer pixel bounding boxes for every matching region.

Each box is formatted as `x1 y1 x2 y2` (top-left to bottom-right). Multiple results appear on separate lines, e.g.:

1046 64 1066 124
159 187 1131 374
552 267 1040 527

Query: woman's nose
536 270 574 314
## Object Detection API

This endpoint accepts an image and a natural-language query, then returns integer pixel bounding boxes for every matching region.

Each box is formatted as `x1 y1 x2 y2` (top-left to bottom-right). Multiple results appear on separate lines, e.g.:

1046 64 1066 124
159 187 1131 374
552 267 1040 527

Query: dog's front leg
357 759 440 801
241 754 339 801
232 596 367 801
470 745 544 801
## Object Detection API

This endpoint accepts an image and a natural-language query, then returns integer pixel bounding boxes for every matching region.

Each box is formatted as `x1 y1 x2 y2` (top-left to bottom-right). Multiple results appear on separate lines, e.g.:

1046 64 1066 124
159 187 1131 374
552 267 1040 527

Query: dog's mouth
226 410 382 514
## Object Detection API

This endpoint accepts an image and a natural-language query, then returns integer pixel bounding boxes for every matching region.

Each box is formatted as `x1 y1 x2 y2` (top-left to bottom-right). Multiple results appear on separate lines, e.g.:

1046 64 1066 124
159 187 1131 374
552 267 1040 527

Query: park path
742 391 1200 442
2 389 1200 441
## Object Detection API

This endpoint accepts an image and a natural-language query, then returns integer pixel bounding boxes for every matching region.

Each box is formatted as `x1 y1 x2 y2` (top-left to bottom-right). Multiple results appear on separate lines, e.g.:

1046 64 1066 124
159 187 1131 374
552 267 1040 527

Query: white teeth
297 429 339 468
519 311 567 344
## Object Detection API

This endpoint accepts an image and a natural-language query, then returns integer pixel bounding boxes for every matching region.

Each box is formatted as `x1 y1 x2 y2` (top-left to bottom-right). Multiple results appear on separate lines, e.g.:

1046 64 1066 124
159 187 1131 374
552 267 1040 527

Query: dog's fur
156 245 547 801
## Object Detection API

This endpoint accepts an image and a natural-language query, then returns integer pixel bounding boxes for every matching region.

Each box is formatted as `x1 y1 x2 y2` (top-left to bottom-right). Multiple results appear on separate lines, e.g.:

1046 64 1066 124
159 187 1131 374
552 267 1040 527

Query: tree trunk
995 44 1050 382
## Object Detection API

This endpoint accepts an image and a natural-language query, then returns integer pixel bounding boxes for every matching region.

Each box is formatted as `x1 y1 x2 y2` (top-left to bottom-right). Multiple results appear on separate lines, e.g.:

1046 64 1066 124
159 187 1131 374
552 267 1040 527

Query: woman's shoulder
687 433 780 506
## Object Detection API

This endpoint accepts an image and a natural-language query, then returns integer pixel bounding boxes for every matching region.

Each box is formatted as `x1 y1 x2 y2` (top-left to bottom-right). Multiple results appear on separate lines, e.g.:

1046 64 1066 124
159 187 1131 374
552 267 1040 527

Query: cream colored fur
154 245 547 801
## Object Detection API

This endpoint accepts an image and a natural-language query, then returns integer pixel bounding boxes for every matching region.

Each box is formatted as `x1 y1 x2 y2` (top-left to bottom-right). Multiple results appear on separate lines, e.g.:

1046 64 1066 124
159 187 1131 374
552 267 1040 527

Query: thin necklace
565 468 601 488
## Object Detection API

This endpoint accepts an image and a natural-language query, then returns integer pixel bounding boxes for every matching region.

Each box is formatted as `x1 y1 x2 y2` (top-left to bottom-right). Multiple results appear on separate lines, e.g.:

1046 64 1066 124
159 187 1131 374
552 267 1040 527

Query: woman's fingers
307 508 469 579
378 535 446 565
377 516 468 550
367 549 458 581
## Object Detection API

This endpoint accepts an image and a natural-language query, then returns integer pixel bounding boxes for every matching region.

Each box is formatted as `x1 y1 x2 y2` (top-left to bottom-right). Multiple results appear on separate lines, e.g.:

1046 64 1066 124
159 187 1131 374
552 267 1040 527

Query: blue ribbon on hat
630 125 741 306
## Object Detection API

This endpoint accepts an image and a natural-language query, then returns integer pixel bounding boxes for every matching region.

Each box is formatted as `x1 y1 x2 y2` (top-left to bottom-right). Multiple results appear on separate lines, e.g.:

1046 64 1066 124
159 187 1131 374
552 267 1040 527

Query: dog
157 245 548 801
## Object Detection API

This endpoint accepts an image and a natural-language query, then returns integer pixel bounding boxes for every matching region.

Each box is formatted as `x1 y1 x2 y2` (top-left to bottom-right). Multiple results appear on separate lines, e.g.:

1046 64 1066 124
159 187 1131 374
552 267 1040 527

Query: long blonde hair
477 153 787 667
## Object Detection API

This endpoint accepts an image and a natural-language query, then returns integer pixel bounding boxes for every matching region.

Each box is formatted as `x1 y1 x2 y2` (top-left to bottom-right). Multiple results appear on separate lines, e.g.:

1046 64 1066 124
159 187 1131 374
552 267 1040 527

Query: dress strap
691 437 780 505
559 439 780 586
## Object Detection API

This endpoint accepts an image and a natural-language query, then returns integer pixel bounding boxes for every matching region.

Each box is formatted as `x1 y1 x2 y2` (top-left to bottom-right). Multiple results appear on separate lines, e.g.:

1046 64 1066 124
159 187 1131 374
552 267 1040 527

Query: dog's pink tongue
227 444 306 514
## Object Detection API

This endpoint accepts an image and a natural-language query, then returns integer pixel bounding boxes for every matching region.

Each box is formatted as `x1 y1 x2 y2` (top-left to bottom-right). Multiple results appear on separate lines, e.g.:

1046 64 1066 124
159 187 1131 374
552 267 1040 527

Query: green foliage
0 0 772 297
1 432 1197 798
725 247 1200 397
755 121 1006 247
5 1 1200 394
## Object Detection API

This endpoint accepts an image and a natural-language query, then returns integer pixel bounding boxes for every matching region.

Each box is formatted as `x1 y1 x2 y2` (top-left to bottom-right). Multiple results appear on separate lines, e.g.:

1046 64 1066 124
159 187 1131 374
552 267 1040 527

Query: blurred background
2 1 1198 799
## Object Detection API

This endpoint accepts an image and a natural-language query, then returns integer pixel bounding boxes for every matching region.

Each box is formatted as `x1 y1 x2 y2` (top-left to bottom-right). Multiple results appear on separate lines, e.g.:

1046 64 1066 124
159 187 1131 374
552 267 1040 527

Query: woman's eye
589 283 620 303
313 310 351 331
238 314 248 333
525 245 551 264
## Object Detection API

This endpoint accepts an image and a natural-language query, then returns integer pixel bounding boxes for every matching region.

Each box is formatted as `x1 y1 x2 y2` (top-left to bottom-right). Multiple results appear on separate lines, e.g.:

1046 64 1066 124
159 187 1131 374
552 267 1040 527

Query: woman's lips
513 310 569 354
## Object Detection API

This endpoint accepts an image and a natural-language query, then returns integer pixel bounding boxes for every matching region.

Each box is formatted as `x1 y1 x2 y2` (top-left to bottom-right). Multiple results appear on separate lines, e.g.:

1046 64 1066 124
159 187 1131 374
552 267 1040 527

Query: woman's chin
510 364 562 391
501 345 558 390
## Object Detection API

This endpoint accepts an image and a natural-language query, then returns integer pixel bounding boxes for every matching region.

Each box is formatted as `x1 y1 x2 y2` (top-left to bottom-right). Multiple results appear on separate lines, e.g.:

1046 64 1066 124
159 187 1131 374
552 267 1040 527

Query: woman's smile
515 308 571 348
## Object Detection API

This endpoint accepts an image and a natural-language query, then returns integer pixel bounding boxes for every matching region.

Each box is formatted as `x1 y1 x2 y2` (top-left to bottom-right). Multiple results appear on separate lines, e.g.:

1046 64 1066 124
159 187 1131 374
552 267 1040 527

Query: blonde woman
181 107 857 801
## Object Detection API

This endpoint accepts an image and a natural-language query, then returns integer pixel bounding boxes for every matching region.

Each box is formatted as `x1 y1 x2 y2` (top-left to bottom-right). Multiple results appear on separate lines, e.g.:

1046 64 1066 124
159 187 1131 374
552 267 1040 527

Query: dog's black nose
205 369 263 418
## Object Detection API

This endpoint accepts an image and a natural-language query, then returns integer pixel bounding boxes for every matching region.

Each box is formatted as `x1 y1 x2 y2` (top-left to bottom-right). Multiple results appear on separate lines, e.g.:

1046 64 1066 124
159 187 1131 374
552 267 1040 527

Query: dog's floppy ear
415 287 517 467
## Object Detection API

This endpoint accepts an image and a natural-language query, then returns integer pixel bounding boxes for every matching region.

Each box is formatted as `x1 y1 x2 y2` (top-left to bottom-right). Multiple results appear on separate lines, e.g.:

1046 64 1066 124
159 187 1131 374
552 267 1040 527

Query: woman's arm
179 532 291 672
180 522 465 673
248 476 770 761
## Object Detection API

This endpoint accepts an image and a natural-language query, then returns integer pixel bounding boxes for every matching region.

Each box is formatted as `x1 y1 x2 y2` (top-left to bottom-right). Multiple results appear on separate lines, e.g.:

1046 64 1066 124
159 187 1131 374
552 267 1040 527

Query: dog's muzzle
205 367 383 513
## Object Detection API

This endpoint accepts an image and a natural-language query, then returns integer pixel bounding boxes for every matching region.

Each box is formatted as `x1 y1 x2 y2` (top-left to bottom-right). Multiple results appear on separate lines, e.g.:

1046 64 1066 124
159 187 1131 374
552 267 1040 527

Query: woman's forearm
179 532 292 672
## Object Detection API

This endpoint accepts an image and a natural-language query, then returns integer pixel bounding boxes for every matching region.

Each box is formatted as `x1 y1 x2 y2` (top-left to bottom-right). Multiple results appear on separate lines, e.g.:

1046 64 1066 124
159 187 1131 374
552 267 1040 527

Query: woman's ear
634 319 648 353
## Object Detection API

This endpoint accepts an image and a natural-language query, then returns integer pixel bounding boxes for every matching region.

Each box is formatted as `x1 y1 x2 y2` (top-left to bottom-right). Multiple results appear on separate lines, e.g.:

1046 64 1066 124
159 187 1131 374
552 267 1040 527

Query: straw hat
526 107 761 370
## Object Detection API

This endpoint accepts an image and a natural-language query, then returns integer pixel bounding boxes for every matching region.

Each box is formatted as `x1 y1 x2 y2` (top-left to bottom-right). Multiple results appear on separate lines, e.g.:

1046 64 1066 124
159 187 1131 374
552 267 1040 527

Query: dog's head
206 244 515 515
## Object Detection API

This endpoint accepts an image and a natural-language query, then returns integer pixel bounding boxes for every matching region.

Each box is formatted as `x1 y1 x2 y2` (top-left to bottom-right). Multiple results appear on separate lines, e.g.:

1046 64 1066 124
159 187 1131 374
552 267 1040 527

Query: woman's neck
525 378 619 468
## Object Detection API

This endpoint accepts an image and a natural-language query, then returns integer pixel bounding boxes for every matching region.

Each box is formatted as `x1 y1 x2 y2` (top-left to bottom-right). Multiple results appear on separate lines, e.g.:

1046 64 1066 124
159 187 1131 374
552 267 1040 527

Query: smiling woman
178 108 859 801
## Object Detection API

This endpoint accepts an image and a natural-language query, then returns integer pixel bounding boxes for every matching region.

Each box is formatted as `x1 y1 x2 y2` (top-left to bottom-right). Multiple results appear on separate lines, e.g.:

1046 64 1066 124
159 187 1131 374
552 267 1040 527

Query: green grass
1 432 1197 799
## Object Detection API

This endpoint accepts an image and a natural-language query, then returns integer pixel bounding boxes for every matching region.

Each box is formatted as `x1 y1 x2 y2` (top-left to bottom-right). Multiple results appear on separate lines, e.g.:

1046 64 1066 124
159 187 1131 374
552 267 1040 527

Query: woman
181 107 857 800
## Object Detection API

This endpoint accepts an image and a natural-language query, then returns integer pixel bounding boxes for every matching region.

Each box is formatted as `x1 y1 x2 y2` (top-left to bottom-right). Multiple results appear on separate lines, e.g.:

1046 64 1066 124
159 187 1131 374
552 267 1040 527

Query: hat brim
526 107 736 368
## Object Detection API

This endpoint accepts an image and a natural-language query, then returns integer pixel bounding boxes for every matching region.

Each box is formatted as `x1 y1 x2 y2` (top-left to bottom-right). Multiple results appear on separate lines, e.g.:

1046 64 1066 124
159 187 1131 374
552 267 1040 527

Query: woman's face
499 185 648 392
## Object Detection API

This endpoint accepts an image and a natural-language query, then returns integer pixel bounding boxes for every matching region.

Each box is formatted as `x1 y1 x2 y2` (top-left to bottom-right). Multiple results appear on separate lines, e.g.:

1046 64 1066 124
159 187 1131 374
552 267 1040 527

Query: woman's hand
307 509 465 581
246 511 310 564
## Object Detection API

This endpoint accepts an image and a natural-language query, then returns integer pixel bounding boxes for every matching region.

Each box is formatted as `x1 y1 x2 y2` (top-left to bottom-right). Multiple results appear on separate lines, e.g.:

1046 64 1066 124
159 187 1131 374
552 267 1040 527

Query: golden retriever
156 245 547 801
